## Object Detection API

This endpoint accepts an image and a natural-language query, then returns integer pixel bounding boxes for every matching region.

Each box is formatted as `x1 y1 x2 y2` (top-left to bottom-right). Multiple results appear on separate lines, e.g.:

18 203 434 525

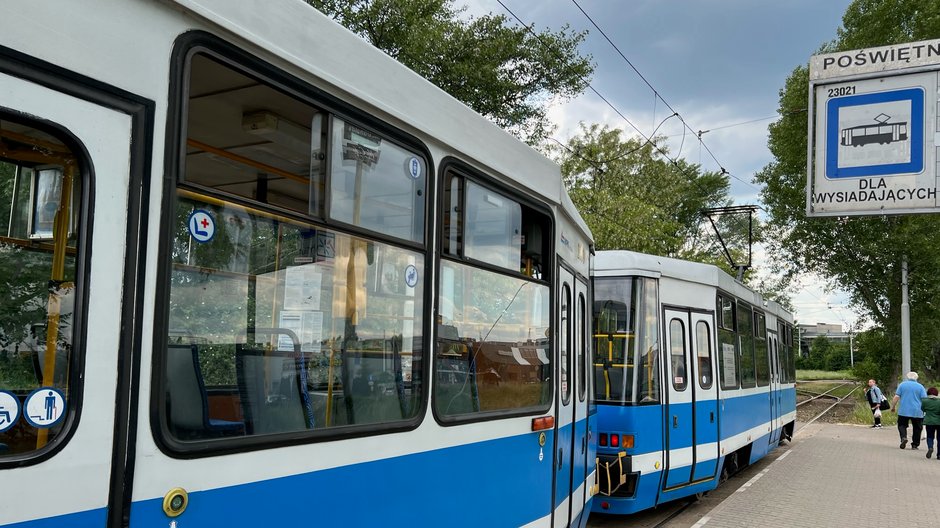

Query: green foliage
307 0 594 144
795 369 852 381
757 0 940 382
797 336 853 371
554 123 749 273
0 352 35 390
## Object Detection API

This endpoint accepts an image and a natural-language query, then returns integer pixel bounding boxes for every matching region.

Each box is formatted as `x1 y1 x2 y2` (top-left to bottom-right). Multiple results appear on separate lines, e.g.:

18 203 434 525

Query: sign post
807 39 940 377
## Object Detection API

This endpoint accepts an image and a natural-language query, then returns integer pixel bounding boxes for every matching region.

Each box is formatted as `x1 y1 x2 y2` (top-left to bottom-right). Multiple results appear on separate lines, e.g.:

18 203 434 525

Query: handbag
874 407 883 418
879 396 890 411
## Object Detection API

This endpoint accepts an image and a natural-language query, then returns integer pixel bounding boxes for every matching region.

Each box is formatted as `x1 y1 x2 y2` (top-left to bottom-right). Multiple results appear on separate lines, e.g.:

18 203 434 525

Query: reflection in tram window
0 117 82 457
434 260 551 417
165 195 424 441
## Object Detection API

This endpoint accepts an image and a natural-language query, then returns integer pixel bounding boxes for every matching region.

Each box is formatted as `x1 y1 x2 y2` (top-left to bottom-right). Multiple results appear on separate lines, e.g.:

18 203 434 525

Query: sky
463 0 862 331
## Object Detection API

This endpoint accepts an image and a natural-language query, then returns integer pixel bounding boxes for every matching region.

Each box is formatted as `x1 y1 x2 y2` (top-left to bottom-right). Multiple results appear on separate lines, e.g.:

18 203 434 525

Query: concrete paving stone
696 423 940 528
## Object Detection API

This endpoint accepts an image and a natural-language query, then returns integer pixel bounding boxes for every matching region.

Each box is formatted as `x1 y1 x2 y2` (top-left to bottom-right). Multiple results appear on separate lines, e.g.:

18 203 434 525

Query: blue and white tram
0 0 595 526
590 251 796 514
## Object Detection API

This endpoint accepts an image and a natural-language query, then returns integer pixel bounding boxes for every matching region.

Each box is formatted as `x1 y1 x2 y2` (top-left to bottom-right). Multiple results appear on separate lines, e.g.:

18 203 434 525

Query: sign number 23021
828 86 856 97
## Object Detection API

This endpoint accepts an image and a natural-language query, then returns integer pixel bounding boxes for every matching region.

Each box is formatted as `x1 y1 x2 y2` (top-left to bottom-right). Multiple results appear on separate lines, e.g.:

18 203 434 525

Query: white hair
907 371 919 381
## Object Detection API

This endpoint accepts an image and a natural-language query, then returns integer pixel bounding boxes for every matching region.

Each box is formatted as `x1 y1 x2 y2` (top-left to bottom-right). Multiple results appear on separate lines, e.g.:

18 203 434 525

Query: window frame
153 31 436 457
432 158 555 426
695 320 713 390
578 290 587 402
716 293 739 390
0 108 94 467
669 318 688 392
737 300 756 389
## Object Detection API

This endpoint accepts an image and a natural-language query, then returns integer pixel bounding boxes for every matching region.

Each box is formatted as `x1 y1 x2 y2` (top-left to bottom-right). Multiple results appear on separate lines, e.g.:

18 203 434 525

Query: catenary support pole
902 255 911 376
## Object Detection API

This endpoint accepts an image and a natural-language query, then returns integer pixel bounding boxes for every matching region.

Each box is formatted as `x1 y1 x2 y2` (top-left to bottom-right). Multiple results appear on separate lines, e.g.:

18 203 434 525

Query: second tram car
590 251 796 514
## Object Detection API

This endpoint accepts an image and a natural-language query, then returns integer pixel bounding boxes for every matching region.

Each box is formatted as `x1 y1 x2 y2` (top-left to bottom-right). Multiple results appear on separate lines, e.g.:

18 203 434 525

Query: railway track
796 382 860 429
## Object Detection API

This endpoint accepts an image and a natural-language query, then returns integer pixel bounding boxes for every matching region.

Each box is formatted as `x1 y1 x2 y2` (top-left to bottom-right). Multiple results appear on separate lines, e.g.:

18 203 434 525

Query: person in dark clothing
921 386 940 459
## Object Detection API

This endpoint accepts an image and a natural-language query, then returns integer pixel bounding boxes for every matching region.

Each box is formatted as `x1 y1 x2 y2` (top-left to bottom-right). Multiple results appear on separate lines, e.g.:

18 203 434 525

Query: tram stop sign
807 39 940 217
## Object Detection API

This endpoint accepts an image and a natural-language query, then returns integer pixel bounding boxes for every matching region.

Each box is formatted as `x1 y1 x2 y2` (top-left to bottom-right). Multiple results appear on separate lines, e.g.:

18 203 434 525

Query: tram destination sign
807 38 940 217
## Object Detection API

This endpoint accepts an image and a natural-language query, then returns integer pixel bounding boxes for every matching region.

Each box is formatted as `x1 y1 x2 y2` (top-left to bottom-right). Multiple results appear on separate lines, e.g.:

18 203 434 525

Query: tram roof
594 250 792 320
168 0 590 239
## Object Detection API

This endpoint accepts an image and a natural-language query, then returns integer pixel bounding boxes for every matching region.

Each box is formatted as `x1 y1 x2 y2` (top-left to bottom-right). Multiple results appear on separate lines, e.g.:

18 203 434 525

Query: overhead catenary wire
567 0 760 193
493 0 760 194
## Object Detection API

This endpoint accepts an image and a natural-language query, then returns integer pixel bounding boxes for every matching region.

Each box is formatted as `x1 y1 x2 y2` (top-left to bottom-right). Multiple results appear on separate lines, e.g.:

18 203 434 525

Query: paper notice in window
722 343 736 382
284 265 321 310
278 311 323 353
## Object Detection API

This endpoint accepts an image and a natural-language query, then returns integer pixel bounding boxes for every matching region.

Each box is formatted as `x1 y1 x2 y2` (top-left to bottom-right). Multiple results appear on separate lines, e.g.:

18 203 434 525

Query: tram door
767 331 781 445
663 309 719 488
0 67 138 525
553 268 577 528
570 276 591 527
690 313 718 481
663 308 693 488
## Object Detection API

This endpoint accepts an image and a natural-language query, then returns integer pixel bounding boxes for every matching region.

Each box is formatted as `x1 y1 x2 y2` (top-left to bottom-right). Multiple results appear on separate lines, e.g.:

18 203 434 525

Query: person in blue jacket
892 371 928 450
865 379 884 428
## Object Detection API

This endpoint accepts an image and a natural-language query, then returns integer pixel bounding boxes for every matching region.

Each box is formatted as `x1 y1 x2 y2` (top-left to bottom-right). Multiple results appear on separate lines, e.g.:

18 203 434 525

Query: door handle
582 436 586 454
710 411 715 423
673 415 679 428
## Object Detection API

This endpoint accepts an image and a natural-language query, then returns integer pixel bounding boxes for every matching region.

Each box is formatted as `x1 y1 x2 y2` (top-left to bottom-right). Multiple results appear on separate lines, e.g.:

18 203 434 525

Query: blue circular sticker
0 391 20 433
188 209 216 243
23 387 66 429
404 265 419 287
405 157 422 180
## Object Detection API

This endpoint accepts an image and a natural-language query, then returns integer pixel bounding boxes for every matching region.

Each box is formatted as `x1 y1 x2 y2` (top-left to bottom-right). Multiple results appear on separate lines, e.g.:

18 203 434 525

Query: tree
554 123 746 270
307 0 594 144
757 0 940 381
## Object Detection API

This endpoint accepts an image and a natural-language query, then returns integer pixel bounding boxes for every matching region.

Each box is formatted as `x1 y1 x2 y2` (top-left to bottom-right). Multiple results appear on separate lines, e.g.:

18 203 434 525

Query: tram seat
166 344 244 439
236 346 314 435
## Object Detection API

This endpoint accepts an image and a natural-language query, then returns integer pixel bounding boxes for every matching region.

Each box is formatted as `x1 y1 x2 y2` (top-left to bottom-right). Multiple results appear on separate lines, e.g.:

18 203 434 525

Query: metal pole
849 332 854 367
902 255 911 376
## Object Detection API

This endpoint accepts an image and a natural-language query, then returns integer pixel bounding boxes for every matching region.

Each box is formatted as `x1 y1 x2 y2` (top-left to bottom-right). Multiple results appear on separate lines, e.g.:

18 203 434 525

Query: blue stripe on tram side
127 431 557 527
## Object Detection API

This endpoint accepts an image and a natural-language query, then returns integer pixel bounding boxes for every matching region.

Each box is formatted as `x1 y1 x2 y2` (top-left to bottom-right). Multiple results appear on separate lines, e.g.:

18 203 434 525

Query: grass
848 399 898 426
796 369 853 381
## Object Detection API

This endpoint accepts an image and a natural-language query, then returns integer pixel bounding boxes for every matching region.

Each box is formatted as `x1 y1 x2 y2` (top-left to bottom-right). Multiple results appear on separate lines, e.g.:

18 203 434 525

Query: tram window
777 328 787 384
163 193 424 443
696 321 713 389
592 277 660 404
464 181 521 272
434 260 551 418
328 117 426 243
183 53 322 216
560 284 571 405
669 319 687 391
754 312 769 387
442 172 549 280
578 292 587 402
737 303 755 388
0 117 84 458
719 295 735 330
182 52 427 244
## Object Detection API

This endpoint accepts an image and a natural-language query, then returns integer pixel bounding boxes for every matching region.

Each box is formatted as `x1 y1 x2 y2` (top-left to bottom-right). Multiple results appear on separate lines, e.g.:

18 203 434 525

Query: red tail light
610 433 620 447
599 433 608 446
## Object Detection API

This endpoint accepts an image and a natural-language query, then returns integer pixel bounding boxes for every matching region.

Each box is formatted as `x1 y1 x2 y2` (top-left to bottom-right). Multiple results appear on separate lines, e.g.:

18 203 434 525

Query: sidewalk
695 423 940 528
